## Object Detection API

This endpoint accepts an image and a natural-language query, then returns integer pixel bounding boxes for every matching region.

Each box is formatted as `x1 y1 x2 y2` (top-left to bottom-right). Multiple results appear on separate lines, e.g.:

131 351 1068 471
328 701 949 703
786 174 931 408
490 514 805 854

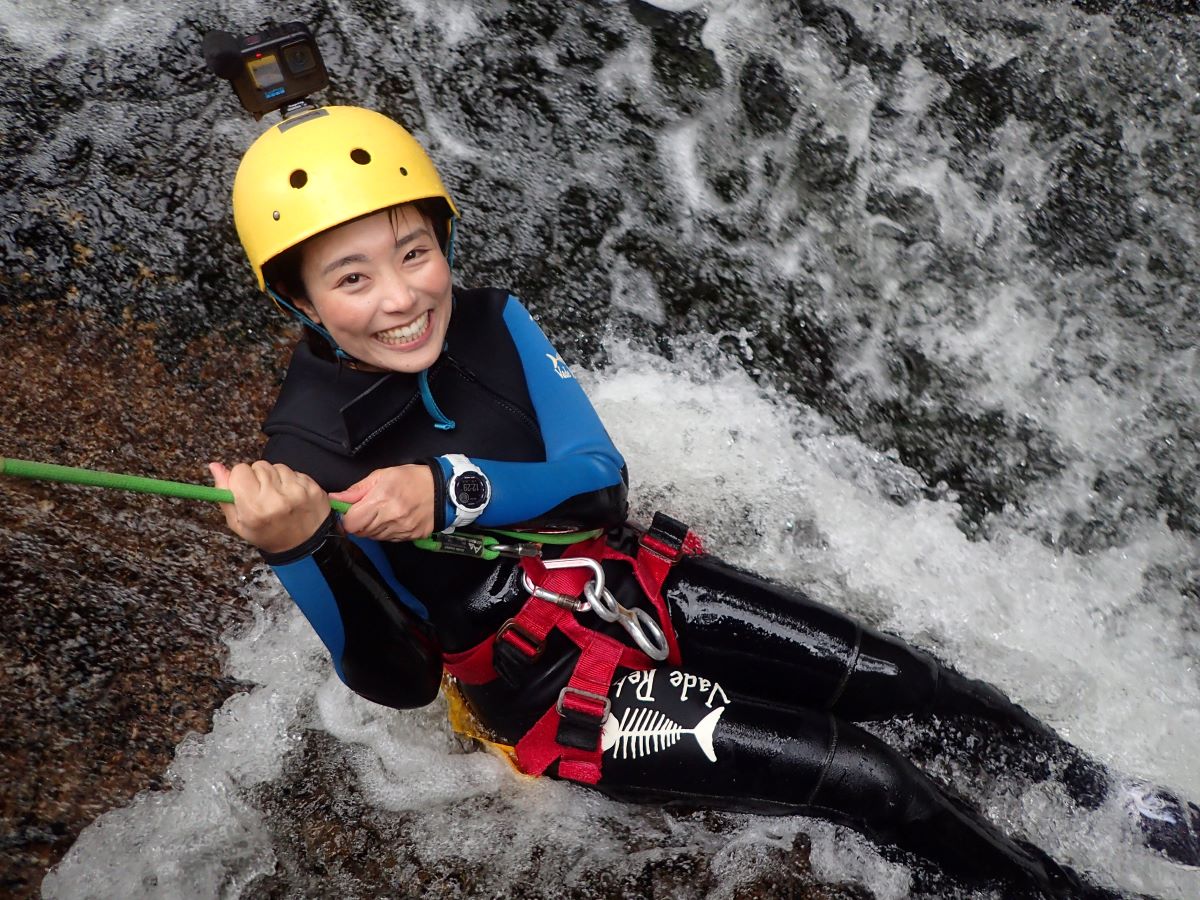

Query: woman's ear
291 295 322 324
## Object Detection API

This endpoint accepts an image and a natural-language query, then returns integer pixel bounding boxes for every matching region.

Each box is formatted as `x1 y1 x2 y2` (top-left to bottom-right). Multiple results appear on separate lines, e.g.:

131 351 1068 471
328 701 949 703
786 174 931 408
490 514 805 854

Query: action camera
203 23 329 119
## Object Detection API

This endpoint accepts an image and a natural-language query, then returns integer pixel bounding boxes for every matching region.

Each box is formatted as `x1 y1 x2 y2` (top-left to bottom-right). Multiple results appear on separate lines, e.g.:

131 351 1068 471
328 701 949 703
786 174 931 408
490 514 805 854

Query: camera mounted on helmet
208 19 460 369
203 23 329 120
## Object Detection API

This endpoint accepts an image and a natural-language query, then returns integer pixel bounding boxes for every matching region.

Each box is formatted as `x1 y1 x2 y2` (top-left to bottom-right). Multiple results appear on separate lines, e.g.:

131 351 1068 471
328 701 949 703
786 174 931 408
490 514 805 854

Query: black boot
1064 754 1200 868
1118 779 1200 868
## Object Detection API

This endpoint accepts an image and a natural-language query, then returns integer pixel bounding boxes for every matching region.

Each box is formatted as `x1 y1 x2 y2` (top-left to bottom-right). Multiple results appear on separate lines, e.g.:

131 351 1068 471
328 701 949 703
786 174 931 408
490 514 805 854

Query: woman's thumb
209 462 230 490
329 476 371 504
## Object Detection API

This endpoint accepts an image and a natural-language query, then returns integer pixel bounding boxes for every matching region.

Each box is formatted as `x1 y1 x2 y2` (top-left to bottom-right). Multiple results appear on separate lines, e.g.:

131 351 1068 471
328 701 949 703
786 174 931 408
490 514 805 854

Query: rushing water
4 0 1200 897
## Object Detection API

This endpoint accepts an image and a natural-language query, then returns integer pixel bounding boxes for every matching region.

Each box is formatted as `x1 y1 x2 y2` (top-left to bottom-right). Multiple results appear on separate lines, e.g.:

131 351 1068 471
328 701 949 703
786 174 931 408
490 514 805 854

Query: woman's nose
377 271 416 312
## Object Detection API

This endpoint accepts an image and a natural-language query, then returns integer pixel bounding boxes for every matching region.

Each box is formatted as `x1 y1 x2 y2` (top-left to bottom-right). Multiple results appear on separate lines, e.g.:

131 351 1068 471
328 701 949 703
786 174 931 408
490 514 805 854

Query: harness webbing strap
441 634 501 685
515 629 626 783
632 541 682 665
441 519 703 784
633 512 702 666
441 537 611 683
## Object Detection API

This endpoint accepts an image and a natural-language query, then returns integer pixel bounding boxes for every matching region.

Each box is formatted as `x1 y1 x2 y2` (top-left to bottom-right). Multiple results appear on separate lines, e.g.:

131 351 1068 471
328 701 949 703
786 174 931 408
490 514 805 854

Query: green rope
483 527 601 546
0 456 600 554
410 527 602 561
0 456 351 513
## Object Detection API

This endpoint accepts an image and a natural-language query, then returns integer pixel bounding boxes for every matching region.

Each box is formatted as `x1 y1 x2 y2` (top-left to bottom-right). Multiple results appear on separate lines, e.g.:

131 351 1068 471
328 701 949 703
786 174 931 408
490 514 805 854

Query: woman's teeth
376 311 430 345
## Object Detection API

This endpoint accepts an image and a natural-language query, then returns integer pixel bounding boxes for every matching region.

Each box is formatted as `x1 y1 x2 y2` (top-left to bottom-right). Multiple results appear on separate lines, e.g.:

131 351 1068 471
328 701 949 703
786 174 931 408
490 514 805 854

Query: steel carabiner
520 556 604 611
521 555 670 661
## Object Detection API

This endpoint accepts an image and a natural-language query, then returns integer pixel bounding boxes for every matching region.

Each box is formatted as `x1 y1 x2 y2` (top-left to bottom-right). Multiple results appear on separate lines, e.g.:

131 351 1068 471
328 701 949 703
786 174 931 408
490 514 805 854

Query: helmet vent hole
399 166 408 176
350 148 371 165
289 169 308 189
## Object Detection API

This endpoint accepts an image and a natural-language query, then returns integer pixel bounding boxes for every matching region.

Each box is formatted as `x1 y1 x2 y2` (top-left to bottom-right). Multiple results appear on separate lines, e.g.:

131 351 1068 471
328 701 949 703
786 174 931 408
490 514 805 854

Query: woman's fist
209 460 331 553
329 465 436 542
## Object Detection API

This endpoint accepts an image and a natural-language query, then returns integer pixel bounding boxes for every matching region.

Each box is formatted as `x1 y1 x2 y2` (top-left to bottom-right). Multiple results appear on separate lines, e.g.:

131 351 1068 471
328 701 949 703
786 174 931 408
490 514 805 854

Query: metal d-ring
522 556 671 661
582 581 670 662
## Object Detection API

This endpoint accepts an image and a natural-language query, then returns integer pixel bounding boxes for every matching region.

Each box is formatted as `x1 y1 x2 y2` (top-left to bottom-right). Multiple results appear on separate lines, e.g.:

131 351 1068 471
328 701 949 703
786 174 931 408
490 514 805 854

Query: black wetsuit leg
657 553 1200 870
662 553 1053 738
459 547 1198 873
592 666 1097 897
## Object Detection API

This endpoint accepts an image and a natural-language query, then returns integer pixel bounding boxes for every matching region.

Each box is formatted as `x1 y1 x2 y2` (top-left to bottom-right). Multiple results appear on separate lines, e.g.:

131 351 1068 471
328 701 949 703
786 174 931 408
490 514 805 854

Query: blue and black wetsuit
261 288 630 705
256 287 1120 897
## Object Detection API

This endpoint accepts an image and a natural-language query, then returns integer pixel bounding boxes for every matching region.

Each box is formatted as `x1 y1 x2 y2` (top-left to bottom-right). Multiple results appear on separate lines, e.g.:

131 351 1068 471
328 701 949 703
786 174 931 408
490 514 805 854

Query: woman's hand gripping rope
329 464 436 542
209 461 331 554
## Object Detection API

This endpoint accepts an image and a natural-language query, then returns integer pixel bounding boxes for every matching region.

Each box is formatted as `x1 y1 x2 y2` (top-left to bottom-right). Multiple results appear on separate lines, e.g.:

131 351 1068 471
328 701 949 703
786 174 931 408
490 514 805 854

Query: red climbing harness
442 513 703 784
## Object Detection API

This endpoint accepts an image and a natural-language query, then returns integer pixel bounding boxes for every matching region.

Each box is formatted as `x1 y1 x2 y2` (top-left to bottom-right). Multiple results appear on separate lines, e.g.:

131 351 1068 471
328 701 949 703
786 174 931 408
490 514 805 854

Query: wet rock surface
0 304 286 896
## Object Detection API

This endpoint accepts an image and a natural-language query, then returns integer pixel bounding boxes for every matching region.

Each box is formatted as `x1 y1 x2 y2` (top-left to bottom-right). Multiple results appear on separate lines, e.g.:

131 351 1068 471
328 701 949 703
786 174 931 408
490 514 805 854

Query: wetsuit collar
264 342 427 456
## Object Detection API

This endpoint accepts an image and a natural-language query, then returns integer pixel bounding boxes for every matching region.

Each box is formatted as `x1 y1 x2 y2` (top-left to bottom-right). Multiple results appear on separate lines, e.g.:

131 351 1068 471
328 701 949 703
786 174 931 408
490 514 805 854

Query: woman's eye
404 247 428 263
338 273 363 287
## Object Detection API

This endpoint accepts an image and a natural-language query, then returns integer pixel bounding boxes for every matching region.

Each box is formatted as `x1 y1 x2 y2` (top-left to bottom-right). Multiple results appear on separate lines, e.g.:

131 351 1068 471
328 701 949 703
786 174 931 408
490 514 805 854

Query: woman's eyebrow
319 229 430 276
392 227 427 248
321 253 369 276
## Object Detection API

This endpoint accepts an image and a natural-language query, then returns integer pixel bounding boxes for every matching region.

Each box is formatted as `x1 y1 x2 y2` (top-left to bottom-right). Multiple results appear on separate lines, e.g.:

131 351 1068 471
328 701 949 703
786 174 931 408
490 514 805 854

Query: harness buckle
493 619 546 687
639 511 692 561
555 686 612 752
496 619 543 659
556 685 611 718
496 619 544 658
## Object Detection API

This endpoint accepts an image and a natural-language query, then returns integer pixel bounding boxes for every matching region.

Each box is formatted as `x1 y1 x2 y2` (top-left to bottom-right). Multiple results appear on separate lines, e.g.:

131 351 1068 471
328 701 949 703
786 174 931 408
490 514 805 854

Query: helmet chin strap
266 285 353 361
445 218 458 268
268 282 456 431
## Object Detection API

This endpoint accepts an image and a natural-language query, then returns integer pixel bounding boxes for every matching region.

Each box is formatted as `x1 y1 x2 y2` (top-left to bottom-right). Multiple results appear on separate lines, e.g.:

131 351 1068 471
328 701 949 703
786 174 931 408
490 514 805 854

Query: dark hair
261 198 453 359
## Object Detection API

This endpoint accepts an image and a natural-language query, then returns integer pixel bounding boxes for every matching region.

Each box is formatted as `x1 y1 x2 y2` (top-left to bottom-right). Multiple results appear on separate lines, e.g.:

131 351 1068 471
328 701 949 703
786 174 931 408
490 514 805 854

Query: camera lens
282 42 316 74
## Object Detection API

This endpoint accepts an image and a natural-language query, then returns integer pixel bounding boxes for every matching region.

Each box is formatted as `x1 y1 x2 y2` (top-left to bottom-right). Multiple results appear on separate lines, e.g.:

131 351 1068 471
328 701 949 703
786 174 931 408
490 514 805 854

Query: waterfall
3 1 1198 897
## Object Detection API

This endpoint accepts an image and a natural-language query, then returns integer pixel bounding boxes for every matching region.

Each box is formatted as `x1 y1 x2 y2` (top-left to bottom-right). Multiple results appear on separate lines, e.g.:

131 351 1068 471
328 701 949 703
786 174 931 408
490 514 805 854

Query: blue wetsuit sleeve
264 513 442 709
431 295 627 528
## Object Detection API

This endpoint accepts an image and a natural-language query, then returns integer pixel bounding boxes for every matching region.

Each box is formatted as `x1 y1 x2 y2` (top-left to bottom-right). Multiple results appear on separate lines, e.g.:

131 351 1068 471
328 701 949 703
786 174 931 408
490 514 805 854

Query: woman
210 104 1171 897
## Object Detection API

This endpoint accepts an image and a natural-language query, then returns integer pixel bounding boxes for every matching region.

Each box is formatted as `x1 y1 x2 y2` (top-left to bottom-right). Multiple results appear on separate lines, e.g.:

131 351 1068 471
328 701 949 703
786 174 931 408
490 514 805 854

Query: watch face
453 471 489 509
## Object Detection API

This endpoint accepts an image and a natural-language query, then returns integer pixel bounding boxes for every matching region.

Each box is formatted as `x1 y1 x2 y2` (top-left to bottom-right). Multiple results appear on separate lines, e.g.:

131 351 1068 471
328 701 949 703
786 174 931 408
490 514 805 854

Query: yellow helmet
232 106 459 291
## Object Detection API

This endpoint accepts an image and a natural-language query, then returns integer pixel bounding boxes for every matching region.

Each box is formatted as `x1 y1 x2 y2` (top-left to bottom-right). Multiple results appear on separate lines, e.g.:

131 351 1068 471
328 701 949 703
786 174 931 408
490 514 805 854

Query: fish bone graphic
602 705 725 763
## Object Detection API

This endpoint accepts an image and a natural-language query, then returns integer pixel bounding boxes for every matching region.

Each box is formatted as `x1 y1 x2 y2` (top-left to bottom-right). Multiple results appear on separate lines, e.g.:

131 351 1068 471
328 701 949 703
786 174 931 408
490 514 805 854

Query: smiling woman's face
294 205 453 373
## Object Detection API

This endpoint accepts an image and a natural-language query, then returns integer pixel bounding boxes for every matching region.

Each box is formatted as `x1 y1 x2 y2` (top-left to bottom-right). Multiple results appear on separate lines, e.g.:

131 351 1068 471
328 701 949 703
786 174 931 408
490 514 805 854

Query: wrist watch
443 454 490 530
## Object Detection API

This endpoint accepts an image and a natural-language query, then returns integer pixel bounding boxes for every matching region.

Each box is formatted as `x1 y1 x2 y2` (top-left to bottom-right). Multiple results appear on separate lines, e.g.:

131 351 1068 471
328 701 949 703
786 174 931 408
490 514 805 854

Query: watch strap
418 458 450 533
